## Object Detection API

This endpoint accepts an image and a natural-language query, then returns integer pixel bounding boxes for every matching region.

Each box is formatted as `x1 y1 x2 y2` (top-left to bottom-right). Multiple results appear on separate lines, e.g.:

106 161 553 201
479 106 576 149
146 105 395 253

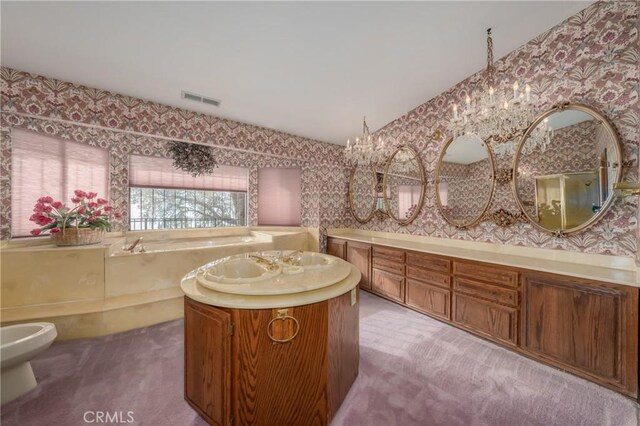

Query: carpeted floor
2 292 638 425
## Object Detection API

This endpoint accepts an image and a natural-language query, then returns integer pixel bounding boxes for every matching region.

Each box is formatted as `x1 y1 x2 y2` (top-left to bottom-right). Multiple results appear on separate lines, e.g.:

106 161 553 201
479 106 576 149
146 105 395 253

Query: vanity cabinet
371 245 405 302
405 252 451 320
326 238 347 260
326 236 639 398
346 242 372 291
452 293 519 346
184 298 231 426
521 272 638 397
406 279 450 321
184 290 360 425
451 261 520 346
372 268 405 303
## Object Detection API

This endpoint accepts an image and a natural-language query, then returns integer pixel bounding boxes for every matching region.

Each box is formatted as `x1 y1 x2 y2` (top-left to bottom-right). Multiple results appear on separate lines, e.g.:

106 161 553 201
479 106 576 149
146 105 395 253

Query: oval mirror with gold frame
383 145 426 226
436 134 496 228
512 103 623 235
348 166 378 223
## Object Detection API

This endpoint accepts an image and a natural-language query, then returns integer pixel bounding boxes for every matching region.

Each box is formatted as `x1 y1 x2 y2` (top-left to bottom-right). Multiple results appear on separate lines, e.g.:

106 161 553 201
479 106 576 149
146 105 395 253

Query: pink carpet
1 291 638 425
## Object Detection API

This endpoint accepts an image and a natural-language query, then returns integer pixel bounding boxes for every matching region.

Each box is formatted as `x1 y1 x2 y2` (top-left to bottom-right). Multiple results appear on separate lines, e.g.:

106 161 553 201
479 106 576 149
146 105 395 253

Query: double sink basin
195 251 351 295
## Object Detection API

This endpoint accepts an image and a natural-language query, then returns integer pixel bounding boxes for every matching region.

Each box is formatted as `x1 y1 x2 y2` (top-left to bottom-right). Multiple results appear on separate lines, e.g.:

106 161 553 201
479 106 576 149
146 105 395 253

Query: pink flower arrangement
29 190 123 236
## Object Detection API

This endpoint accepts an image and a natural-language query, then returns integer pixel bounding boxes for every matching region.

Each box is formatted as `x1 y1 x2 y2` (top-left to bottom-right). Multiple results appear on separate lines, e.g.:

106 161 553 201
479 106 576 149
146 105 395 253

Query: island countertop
181 261 361 309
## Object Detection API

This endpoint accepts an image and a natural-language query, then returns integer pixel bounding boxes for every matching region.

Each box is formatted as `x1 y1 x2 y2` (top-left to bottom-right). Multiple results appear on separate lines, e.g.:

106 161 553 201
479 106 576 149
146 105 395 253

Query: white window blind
11 128 109 237
129 155 248 191
398 185 422 219
257 168 302 226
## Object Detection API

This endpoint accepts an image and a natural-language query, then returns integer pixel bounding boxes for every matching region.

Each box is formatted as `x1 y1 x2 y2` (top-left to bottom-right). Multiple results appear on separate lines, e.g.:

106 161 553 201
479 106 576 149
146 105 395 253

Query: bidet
0 322 57 405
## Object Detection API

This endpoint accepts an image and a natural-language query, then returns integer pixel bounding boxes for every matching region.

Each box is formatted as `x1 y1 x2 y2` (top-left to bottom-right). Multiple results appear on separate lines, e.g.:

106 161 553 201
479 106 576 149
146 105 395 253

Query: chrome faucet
126 237 143 253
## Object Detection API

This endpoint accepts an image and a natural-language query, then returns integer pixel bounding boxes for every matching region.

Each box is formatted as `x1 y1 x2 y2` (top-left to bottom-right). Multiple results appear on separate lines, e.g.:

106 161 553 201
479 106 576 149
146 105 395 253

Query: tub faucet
126 237 143 253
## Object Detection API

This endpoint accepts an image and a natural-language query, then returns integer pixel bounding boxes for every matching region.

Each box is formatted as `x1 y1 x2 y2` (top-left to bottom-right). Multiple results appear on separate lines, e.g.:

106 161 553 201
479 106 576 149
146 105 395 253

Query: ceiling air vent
181 90 220 107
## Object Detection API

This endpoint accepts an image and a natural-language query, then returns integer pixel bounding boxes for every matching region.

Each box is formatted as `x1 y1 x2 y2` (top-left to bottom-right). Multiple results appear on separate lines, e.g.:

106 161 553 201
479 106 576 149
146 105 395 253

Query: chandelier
345 116 386 166
491 117 554 157
449 29 549 156
390 149 418 175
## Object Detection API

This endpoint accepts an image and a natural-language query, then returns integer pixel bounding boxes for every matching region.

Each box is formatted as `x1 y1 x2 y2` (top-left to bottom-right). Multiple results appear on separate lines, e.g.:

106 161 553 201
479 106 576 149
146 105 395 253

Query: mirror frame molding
435 136 497 229
382 145 426 226
511 102 623 236
348 166 378 224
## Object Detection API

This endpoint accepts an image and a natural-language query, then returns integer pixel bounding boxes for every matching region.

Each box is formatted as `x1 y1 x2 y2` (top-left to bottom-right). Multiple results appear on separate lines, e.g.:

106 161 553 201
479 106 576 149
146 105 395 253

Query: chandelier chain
486 28 494 87
448 29 550 158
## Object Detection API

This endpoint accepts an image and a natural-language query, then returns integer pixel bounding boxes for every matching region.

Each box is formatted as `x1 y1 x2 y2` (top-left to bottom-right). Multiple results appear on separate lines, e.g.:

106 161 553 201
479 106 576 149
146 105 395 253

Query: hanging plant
168 141 218 177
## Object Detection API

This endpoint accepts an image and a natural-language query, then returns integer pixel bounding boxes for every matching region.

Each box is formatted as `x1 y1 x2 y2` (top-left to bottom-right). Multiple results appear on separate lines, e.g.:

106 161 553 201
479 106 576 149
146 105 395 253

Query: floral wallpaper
0 68 352 249
0 0 637 258
440 159 492 223
351 0 638 258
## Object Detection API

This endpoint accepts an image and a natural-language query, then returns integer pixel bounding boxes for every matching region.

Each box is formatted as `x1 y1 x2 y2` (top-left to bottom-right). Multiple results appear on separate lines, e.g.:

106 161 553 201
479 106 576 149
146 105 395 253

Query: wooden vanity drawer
372 268 405 303
406 279 450 321
406 266 450 289
406 252 450 273
453 261 519 288
372 246 405 262
452 293 518 346
372 256 404 275
454 277 518 307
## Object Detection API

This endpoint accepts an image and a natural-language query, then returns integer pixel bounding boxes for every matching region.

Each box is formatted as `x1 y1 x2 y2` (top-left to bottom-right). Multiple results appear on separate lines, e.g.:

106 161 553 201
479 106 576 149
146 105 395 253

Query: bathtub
111 234 269 255
106 231 307 298
1 228 311 339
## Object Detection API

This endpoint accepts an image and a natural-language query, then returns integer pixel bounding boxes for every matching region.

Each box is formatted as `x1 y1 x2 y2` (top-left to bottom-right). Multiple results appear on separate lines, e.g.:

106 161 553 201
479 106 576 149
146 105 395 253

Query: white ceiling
1 1 593 145
444 133 488 165
547 109 594 130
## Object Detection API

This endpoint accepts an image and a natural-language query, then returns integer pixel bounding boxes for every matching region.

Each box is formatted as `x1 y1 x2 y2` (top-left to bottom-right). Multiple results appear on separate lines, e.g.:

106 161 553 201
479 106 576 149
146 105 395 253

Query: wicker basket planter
50 228 106 247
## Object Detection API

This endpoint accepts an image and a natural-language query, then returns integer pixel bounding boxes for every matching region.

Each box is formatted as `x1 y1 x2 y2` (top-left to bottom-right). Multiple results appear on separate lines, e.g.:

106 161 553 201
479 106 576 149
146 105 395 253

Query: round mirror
348 166 377 223
383 146 426 225
436 134 495 228
513 103 622 235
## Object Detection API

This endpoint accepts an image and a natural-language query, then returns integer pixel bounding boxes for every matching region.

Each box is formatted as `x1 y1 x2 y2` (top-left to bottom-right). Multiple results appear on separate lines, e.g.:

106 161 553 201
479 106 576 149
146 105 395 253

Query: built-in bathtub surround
0 228 311 339
353 1 639 257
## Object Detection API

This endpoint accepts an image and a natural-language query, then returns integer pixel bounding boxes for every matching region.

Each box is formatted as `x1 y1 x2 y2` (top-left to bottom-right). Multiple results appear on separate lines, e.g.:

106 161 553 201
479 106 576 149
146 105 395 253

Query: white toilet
0 322 57 405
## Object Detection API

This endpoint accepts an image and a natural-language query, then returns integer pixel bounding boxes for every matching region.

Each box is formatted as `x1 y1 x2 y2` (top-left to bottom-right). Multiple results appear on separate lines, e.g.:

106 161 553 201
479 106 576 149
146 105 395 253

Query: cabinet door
406 279 450 320
452 293 518 346
521 273 638 397
184 297 231 426
372 268 405 303
347 242 372 291
327 238 347 260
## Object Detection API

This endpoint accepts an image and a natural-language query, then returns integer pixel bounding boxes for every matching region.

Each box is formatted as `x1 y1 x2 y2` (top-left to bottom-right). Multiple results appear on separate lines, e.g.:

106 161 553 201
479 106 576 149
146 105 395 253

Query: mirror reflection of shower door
563 173 599 228
535 172 599 229
535 176 563 229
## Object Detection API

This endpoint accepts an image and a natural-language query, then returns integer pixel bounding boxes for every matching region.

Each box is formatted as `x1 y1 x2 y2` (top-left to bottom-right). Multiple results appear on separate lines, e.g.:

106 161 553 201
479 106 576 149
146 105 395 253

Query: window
398 185 422 219
11 128 109 237
128 155 248 230
257 167 301 226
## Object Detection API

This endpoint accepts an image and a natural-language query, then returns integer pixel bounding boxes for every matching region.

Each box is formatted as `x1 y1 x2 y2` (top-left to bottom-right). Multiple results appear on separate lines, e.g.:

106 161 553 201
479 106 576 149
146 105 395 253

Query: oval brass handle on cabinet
267 309 300 344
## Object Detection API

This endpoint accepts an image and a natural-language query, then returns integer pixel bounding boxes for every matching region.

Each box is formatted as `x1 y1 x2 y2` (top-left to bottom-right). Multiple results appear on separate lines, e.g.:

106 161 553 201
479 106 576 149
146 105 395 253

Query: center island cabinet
327 232 639 400
180 251 361 426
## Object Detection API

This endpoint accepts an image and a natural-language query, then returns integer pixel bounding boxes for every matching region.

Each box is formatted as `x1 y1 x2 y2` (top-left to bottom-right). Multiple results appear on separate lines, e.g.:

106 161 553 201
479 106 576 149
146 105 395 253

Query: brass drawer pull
267 309 300 344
